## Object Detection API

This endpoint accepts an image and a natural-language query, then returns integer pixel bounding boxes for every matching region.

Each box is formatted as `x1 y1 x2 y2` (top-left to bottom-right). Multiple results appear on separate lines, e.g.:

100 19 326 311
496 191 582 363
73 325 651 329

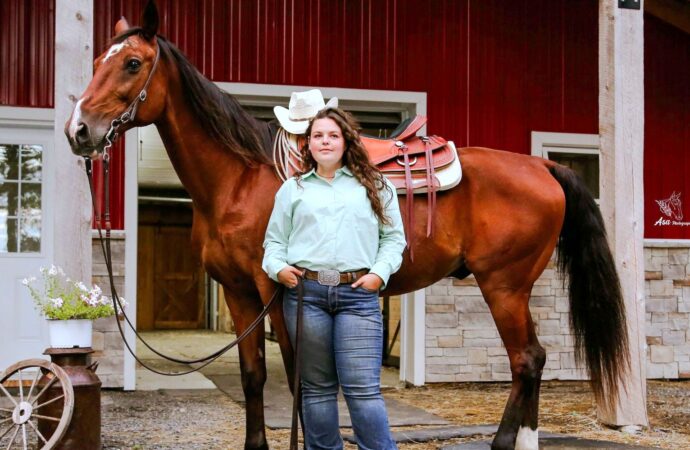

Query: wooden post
54 1 93 280
598 0 649 427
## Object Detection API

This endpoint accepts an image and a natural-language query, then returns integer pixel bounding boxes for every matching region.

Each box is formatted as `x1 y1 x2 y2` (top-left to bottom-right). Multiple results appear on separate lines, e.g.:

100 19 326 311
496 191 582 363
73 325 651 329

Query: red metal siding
0 0 55 107
644 15 690 239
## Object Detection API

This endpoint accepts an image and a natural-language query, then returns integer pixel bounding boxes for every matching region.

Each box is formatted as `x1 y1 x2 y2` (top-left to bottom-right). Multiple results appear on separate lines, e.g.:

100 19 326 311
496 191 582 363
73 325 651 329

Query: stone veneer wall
91 232 125 388
426 244 690 382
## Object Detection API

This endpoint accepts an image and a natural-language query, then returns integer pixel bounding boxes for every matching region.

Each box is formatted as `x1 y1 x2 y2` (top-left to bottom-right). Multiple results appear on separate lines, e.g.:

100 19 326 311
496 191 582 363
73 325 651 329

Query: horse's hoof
244 444 269 450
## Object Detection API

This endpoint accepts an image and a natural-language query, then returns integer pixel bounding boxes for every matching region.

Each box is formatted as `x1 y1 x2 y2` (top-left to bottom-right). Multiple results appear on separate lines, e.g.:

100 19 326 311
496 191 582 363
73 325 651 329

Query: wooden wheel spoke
21 424 27 450
25 420 47 444
0 423 16 441
29 377 57 406
0 418 11 426
17 371 23 403
0 408 12 414
25 369 41 403
30 413 60 423
5 425 19 450
0 384 17 408
34 394 64 410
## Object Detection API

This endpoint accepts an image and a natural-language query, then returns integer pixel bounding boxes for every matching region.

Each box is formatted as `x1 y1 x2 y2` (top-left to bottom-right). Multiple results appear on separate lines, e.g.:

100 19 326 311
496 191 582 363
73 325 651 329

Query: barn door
137 205 206 330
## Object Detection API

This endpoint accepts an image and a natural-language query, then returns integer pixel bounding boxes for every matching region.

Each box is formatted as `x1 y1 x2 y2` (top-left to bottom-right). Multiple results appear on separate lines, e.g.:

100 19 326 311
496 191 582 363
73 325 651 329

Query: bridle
101 40 161 162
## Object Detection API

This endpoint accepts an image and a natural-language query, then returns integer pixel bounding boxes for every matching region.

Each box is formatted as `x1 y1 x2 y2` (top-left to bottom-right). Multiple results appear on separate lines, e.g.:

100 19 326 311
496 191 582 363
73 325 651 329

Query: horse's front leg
224 288 269 450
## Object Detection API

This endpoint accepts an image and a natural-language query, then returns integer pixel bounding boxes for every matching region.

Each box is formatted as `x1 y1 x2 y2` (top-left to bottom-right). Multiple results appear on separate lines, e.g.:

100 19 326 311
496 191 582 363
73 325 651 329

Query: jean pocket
357 286 380 294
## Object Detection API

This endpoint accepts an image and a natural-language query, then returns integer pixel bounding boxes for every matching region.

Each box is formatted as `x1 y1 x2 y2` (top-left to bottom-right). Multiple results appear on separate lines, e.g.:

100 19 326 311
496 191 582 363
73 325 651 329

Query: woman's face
308 117 346 170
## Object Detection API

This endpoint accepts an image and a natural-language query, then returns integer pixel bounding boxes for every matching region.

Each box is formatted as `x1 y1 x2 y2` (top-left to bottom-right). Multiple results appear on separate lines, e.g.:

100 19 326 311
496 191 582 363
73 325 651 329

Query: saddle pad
385 141 462 194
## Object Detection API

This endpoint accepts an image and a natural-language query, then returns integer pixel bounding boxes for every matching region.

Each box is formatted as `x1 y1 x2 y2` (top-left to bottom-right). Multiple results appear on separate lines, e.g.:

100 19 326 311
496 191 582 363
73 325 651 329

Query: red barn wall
3 1 689 238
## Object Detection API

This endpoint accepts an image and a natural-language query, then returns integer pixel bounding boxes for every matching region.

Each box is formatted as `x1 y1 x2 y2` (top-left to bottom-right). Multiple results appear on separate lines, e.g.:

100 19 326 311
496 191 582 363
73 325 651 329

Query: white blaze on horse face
103 42 129 62
515 426 538 450
68 98 84 140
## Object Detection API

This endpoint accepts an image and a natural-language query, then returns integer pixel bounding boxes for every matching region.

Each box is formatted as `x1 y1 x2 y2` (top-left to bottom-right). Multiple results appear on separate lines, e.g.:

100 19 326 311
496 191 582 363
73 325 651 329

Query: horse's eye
126 59 142 73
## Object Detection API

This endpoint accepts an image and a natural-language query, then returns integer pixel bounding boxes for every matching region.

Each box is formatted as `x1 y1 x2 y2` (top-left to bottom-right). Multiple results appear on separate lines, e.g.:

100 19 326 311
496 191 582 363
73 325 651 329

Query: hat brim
273 97 340 135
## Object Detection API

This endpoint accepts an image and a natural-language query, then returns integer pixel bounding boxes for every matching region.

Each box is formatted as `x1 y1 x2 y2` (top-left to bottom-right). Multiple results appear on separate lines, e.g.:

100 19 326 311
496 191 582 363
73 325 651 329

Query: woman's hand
278 265 304 288
351 273 383 292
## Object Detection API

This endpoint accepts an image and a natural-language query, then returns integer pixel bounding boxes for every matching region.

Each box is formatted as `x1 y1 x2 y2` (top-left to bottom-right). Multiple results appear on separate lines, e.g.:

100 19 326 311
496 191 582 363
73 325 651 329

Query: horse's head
65 1 165 158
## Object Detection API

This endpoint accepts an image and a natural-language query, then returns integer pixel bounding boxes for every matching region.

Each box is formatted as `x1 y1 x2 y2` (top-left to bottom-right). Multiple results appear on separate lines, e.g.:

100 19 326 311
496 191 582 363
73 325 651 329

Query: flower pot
47 319 93 348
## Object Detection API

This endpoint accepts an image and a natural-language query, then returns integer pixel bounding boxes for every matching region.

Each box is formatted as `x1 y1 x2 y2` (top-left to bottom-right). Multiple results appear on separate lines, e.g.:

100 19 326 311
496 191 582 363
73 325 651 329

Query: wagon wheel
0 359 73 450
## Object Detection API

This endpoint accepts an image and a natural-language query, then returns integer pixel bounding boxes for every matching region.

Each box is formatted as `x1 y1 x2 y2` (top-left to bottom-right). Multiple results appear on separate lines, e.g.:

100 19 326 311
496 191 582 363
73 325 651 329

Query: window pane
0 181 19 217
0 145 19 181
549 152 599 198
21 184 42 217
0 217 18 253
21 145 43 181
20 216 41 252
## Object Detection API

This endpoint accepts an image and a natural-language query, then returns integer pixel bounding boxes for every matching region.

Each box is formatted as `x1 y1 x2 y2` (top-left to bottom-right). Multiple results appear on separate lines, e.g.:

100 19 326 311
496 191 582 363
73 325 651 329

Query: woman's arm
368 178 406 289
262 181 293 282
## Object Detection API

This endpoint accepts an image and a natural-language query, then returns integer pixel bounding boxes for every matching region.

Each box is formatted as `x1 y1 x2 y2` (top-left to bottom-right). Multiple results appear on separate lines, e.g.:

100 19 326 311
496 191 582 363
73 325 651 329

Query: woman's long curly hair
296 108 393 225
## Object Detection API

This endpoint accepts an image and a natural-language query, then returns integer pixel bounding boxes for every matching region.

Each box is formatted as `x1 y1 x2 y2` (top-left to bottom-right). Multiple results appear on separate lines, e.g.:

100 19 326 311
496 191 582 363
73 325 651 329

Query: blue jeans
284 279 398 450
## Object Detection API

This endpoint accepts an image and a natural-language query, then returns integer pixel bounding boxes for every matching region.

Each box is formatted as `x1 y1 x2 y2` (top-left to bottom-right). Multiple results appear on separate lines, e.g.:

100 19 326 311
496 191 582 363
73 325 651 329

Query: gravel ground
101 380 690 449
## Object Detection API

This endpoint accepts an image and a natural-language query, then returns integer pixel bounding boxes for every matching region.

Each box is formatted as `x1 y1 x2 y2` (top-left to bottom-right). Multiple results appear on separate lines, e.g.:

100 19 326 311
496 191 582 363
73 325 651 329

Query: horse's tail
548 164 629 409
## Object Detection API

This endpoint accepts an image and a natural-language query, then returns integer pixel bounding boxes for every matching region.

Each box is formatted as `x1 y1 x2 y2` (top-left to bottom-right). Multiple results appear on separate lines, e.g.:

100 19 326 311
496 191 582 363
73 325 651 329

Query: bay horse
65 3 628 450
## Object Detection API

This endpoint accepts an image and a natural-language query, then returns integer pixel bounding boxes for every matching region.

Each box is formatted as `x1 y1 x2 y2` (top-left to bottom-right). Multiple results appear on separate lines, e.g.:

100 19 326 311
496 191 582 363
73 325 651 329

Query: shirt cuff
265 260 289 282
369 262 392 290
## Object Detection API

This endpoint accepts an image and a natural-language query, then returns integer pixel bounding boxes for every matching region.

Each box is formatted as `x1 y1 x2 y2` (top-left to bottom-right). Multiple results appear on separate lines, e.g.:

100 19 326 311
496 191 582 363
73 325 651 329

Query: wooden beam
598 0 648 427
54 2 93 280
645 0 690 35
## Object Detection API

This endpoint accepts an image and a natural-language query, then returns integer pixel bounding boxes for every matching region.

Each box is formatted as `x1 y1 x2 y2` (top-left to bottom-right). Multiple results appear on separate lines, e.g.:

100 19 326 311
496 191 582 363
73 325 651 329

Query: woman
262 107 406 450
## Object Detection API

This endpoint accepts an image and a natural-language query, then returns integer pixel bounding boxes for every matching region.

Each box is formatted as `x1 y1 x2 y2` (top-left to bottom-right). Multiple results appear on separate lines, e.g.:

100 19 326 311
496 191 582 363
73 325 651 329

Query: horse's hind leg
224 290 269 450
478 282 545 450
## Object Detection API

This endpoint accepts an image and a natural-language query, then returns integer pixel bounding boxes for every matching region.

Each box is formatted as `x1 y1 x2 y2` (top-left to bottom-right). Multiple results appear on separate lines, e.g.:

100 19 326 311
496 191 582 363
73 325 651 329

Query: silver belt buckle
317 269 340 286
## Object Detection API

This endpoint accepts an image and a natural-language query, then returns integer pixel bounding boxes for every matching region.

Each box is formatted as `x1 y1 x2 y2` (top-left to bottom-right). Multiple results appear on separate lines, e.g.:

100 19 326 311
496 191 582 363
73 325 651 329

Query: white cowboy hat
273 89 338 135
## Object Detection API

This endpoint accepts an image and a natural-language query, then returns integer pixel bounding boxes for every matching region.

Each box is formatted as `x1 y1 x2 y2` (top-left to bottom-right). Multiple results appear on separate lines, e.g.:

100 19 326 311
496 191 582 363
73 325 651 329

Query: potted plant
23 265 127 348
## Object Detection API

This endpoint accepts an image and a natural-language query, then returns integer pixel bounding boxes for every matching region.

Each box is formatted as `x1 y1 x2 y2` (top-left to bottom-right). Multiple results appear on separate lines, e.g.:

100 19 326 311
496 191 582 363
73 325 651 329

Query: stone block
463 329 498 339
426 347 443 357
650 345 674 363
449 285 483 296
452 278 478 286
560 352 576 369
530 297 554 307
96 350 124 374
669 312 689 329
468 348 488 364
668 249 690 265
443 347 469 357
92 332 104 351
457 313 494 330
530 285 552 297
426 313 458 328
647 298 678 313
537 319 562 335
455 297 489 313
438 336 463 348
488 355 508 364
651 248 669 258
463 338 503 347
426 295 455 305
94 316 122 332
649 280 675 297
679 362 690 379
651 312 668 323
646 336 662 345
488 347 506 356
646 363 664 379
662 264 686 280
664 363 679 379
645 271 663 280
99 373 124 389
662 330 686 346
428 286 449 296
426 327 462 336
425 372 453 383
426 362 462 373
539 335 564 349
555 298 569 313
427 304 454 313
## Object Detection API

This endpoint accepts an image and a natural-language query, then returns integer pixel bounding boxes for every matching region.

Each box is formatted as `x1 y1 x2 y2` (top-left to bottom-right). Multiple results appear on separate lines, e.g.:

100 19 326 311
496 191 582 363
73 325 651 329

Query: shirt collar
303 166 353 179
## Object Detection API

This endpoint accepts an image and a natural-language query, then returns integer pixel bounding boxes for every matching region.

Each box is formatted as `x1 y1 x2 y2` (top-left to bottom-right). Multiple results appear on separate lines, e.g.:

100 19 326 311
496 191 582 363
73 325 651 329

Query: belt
297 267 369 286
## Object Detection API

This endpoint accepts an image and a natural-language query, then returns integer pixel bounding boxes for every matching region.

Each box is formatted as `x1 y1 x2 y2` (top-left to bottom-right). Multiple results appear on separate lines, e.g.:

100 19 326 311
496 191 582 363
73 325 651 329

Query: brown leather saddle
362 115 454 257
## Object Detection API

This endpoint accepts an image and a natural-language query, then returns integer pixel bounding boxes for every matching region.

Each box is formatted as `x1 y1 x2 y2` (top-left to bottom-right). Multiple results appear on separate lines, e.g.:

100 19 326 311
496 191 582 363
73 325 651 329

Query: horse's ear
141 0 159 41
114 17 130 36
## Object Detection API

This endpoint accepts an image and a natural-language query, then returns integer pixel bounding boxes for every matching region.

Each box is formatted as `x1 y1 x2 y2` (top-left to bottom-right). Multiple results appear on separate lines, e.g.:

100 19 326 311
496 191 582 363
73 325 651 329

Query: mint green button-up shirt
262 166 406 288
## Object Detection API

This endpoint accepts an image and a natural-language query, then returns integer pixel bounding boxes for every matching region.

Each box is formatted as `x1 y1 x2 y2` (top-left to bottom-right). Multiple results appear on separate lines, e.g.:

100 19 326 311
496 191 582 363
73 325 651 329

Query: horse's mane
112 29 275 166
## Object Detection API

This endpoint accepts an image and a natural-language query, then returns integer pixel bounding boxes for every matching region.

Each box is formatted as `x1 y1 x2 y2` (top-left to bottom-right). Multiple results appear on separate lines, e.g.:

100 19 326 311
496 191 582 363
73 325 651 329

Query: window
0 144 43 253
531 132 599 201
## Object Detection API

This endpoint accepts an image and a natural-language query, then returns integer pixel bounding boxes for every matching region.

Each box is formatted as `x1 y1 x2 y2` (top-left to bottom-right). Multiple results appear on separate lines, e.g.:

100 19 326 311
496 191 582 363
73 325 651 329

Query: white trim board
530 131 599 157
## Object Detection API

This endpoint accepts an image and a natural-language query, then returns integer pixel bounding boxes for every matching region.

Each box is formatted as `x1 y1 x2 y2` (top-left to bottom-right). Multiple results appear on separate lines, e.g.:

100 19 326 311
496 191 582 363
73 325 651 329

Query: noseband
101 41 161 161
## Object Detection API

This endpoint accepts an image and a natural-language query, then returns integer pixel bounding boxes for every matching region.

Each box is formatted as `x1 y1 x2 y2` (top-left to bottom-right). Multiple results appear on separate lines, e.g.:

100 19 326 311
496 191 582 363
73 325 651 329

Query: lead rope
83 158 280 375
289 277 305 450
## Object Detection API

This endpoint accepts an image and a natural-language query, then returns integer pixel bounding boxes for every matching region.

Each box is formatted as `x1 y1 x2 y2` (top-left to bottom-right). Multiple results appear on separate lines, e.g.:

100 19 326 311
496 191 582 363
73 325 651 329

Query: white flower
57 266 65 276
50 298 63 308
76 282 88 292
118 297 129 308
21 278 29 286
48 265 57 276
39 266 46 274
28 276 36 282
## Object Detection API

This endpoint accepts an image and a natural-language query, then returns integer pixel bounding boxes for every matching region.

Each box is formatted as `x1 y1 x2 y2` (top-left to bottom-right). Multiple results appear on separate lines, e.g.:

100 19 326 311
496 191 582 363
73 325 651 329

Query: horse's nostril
75 121 91 144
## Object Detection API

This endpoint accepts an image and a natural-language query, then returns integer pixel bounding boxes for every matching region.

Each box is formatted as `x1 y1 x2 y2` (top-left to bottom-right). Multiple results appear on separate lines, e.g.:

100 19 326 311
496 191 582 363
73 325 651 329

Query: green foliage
23 265 127 320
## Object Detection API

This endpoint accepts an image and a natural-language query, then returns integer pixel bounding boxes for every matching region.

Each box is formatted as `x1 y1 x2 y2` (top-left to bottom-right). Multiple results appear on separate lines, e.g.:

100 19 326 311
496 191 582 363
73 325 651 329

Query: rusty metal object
38 348 101 450
0 358 74 449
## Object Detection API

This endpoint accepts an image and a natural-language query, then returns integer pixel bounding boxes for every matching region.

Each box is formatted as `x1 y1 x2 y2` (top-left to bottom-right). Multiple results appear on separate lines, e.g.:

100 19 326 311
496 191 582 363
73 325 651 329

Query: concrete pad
343 425 497 444
136 368 216 391
441 435 661 449
208 373 449 429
